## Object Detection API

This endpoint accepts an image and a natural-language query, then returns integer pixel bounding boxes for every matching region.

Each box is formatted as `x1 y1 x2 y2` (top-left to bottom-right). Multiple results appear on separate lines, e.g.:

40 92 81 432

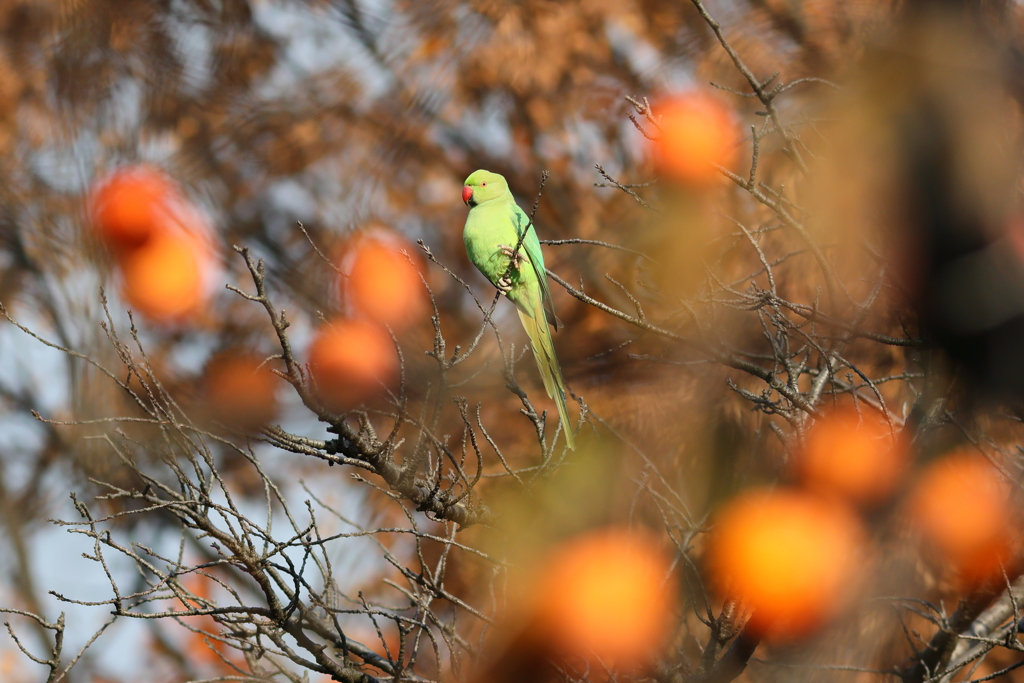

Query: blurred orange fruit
176 574 242 674
91 166 178 256
795 409 909 507
909 451 1016 585
650 92 736 186
204 353 278 431
120 231 209 322
534 528 674 667
707 489 864 640
341 230 426 331
308 318 397 412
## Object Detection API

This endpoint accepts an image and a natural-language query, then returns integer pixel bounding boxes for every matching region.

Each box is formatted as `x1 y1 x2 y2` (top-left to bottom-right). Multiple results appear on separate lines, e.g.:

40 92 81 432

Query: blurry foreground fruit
203 353 279 431
308 318 397 412
707 489 865 639
533 528 674 667
90 166 179 256
909 451 1016 585
341 230 426 331
650 91 736 186
120 231 210 322
795 409 909 507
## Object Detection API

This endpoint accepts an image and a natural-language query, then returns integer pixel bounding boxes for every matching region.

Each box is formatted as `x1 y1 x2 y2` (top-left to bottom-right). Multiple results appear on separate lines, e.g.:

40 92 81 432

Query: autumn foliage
8 3 1024 683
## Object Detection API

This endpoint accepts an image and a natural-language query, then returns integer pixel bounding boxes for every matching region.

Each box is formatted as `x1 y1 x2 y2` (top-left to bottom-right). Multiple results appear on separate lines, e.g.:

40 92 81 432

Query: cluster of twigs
5 2 1024 683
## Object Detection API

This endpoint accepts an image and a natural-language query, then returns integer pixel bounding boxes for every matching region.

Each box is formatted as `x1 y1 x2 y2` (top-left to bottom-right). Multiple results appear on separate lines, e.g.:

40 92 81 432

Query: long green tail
516 308 576 450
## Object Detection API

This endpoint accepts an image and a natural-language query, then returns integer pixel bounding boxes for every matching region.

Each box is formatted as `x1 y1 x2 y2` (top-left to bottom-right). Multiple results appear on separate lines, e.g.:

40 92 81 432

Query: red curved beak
462 185 474 205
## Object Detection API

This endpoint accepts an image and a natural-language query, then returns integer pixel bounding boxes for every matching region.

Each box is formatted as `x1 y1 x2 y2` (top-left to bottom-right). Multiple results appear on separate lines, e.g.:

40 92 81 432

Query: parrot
462 169 576 450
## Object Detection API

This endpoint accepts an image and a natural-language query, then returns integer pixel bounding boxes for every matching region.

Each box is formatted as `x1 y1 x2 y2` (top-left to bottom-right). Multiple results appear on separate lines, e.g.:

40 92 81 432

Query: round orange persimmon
340 230 426 331
795 409 909 507
706 489 865 640
534 528 675 667
650 91 736 186
204 353 279 431
120 231 209 322
909 451 1016 585
91 166 179 255
308 318 397 412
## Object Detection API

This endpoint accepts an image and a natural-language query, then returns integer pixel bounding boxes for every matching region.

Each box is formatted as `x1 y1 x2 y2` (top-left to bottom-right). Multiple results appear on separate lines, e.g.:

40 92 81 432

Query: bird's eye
481 182 487 186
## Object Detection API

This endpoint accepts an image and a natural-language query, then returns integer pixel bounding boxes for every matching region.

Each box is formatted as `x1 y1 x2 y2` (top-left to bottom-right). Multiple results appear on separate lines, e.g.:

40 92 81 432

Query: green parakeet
462 169 576 450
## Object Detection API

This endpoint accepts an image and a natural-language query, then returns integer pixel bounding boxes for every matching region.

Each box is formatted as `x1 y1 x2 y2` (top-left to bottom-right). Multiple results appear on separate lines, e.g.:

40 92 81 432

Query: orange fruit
91 166 178 255
120 231 208 322
707 489 865 640
204 353 279 431
795 409 909 507
534 528 675 667
909 451 1016 585
341 230 426 331
650 91 736 186
308 319 397 412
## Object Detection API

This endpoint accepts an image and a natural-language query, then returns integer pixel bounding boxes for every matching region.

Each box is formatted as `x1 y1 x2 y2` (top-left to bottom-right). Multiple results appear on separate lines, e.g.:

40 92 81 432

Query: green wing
510 203 560 330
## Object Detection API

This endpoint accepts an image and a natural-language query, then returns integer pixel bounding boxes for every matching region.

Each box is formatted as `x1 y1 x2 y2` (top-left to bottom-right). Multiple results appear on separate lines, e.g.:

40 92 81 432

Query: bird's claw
498 244 526 268
496 275 513 295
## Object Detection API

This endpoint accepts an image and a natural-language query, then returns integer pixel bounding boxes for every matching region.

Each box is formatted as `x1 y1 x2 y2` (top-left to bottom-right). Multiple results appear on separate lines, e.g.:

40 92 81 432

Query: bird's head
462 170 508 207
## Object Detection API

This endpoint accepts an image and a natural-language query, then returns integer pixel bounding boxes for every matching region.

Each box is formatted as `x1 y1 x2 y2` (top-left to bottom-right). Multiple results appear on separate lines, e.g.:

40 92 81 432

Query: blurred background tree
6 1 1024 683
